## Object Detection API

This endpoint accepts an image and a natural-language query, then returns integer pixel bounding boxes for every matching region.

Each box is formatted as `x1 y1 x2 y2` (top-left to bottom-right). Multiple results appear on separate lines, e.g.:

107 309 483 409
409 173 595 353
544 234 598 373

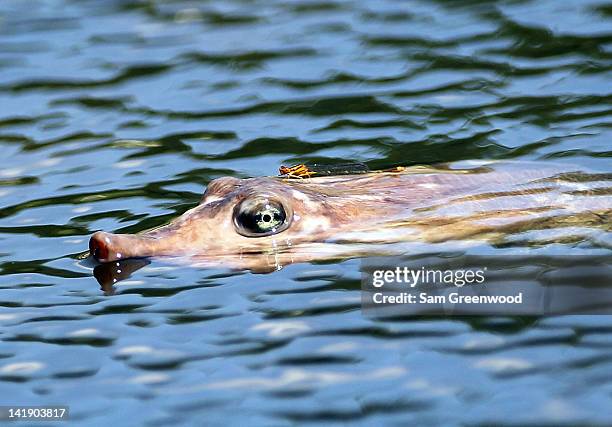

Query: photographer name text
371 292 523 305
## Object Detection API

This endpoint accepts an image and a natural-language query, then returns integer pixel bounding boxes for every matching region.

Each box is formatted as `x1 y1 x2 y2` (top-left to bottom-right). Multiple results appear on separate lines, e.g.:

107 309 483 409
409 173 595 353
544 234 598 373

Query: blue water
0 0 611 425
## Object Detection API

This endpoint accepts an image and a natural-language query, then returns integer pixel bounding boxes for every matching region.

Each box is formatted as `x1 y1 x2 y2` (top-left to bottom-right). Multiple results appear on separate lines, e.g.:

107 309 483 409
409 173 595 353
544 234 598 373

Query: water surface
0 0 611 424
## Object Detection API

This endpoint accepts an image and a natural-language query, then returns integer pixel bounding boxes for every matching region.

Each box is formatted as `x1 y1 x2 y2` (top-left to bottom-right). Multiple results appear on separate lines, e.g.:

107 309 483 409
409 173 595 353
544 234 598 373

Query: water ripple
0 0 611 424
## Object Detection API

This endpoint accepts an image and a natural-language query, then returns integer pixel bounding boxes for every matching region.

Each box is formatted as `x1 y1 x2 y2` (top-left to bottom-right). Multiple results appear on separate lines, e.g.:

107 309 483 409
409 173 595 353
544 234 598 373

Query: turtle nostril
89 232 111 262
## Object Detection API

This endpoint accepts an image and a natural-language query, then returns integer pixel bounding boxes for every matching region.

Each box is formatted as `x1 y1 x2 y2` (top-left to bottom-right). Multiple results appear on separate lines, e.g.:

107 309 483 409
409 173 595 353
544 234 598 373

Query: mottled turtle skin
89 161 611 270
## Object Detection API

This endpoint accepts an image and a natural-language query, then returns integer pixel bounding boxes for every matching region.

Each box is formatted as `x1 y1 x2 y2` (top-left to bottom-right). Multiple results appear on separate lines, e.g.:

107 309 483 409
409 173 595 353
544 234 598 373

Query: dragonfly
278 162 406 179
278 162 370 179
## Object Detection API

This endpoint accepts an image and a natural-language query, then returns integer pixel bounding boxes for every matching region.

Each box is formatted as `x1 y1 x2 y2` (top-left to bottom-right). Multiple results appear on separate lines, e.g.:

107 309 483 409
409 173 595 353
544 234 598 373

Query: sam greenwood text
372 292 523 304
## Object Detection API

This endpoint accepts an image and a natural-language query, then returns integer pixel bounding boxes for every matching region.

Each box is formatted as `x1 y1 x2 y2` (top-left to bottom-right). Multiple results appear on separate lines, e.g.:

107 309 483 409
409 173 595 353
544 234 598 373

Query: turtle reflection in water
89 161 612 288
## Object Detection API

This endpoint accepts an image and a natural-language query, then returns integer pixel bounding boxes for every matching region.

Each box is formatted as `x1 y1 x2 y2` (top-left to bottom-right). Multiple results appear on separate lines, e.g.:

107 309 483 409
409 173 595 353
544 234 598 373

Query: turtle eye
233 197 290 237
